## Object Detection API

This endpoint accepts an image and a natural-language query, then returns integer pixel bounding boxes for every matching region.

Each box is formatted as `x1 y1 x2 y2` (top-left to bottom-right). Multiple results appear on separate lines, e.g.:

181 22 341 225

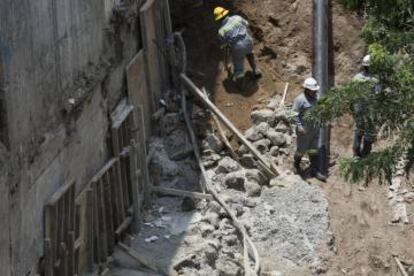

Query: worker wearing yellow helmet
214 7 262 90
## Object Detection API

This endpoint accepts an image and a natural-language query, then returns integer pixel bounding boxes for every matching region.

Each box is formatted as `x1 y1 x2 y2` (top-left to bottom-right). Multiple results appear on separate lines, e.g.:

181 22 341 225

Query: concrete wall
0 1 144 275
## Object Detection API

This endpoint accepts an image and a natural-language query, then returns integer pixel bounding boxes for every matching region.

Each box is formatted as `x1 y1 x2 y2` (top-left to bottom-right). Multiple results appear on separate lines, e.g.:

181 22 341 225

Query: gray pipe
313 0 330 178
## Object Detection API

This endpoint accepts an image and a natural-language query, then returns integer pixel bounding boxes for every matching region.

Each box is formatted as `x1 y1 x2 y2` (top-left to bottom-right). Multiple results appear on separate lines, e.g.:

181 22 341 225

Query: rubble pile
200 98 334 274
114 96 334 275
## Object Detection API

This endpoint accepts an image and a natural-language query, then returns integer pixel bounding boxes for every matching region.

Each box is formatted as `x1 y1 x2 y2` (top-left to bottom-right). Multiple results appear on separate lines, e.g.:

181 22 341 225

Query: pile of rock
240 107 293 167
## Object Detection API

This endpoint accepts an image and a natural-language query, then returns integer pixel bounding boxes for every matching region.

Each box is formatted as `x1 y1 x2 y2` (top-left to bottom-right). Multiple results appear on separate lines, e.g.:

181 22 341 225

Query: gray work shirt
292 93 318 129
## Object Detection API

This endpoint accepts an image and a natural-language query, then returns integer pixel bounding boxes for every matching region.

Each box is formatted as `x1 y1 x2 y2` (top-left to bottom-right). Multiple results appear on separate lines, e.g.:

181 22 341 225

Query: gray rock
203 212 220 227
202 151 222 168
275 121 291 133
223 172 246 191
245 169 268 185
244 127 263 142
200 223 215 238
244 198 258 208
238 145 249 155
216 258 242 276
267 96 282 110
163 112 181 134
284 133 293 146
216 157 241 174
274 110 289 122
246 179 331 266
279 147 290 155
150 139 180 179
204 244 219 267
266 129 287 146
245 181 262 197
253 139 271 154
222 234 238 246
251 109 276 125
310 258 328 274
255 122 271 135
239 154 256 169
269 146 280 157
270 174 303 188
202 133 224 153
404 192 414 203
182 197 196 212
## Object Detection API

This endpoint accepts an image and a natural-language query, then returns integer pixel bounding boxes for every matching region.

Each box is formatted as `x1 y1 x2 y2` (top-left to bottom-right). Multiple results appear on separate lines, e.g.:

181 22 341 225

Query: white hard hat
303 77 320 91
362 55 371 67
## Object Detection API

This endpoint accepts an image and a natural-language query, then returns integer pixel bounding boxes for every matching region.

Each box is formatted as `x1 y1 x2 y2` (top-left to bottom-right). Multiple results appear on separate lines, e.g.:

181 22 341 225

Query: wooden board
126 50 152 138
140 0 172 110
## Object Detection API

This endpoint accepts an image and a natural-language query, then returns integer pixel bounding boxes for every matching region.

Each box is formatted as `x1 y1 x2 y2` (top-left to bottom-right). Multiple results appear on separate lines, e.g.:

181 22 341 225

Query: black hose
313 0 330 178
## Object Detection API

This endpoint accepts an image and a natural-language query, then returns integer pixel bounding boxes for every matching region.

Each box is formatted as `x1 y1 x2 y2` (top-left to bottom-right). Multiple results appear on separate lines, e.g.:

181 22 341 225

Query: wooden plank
118 242 160 273
129 140 141 226
111 129 126 221
140 0 162 110
394 257 409 276
115 216 133 237
108 166 120 230
111 98 134 129
92 181 103 263
67 231 75 276
120 154 131 211
44 239 54 276
44 205 57 268
48 180 74 205
85 190 95 272
136 105 151 206
60 243 68 276
103 173 115 252
126 50 152 138
92 158 117 183
151 186 213 200
97 180 109 259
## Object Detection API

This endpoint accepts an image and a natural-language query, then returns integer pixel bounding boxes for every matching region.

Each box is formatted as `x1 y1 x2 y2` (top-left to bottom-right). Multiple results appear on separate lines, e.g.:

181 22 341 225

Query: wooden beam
394 257 409 276
151 186 212 200
118 242 161 273
180 74 279 177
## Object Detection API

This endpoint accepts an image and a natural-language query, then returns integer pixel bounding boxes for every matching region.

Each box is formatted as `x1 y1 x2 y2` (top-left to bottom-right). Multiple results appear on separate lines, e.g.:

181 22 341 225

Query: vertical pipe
313 0 330 178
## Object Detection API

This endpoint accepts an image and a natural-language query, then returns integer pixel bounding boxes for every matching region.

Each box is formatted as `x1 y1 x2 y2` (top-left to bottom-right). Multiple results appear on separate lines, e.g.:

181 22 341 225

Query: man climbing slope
352 55 380 158
293 77 326 181
214 7 262 89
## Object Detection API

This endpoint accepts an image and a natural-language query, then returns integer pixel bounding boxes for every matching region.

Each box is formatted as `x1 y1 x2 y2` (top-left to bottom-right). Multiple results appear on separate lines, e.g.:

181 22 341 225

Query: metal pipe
313 0 330 178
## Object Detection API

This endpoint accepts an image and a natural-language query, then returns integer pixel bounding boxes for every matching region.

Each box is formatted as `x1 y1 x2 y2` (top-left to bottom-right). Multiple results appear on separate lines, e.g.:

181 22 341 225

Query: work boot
361 140 373 158
309 154 328 182
293 154 302 174
246 53 262 79
234 75 248 92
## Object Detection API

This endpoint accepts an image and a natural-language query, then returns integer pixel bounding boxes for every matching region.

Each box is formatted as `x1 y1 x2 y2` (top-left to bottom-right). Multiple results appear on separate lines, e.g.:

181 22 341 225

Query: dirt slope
172 0 414 275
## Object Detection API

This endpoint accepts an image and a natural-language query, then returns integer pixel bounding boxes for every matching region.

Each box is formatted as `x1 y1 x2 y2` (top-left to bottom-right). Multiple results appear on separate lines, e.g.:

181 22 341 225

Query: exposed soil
173 0 414 275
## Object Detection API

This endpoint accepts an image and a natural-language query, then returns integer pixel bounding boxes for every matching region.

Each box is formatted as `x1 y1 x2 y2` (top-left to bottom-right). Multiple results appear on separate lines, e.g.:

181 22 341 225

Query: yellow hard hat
214 7 229 21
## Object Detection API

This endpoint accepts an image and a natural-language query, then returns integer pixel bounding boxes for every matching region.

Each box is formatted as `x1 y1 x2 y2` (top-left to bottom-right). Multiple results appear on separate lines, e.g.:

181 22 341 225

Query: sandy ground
173 0 414 275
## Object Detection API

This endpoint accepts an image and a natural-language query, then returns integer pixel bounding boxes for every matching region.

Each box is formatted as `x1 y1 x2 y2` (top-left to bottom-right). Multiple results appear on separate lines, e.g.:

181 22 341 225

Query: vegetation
309 0 414 184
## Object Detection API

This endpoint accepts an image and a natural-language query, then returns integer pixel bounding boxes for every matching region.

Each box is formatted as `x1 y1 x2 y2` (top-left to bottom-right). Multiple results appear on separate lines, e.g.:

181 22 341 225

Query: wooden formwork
43 100 150 275
140 0 173 110
44 180 76 276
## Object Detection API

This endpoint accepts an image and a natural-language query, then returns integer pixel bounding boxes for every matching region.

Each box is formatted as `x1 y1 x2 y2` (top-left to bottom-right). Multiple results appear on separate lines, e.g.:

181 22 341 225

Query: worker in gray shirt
352 55 380 157
292 77 325 181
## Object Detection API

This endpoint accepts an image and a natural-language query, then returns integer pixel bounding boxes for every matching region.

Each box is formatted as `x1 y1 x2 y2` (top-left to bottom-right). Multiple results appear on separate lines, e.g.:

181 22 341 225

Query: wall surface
0 0 144 275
